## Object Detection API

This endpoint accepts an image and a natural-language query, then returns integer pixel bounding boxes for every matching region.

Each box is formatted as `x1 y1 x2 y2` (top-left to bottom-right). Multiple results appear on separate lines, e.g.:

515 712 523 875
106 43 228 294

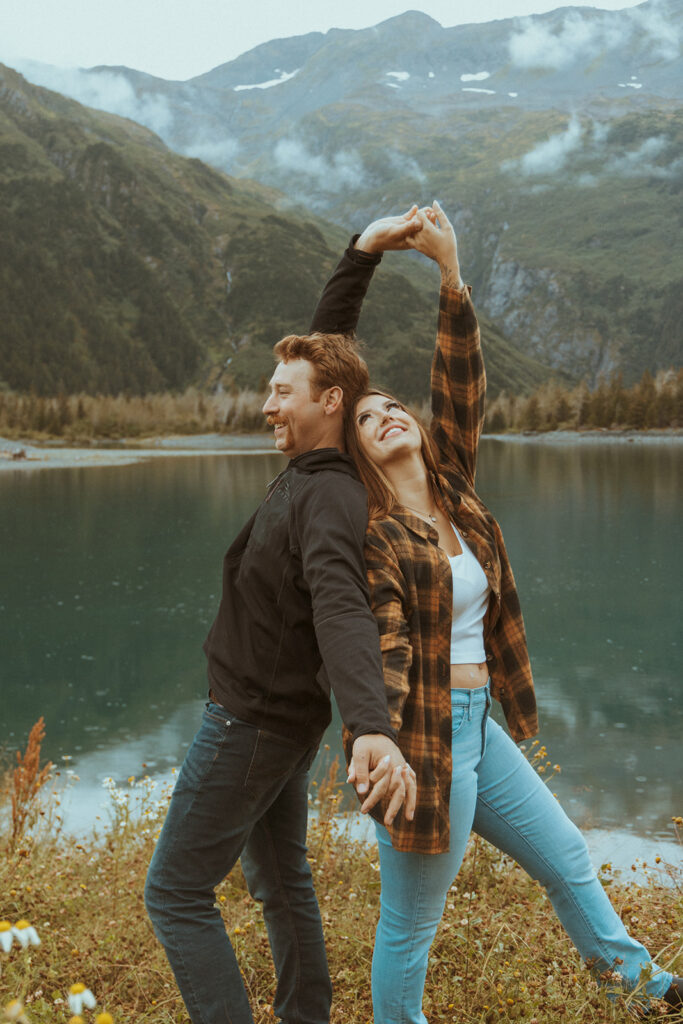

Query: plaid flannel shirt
363 283 539 854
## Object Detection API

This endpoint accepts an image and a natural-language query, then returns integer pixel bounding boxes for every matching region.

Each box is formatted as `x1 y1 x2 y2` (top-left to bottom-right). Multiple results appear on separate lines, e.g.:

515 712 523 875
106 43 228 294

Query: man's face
262 359 328 458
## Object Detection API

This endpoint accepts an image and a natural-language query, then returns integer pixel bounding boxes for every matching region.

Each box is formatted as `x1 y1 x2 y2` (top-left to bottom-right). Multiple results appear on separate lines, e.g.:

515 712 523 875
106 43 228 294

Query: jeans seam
152 768 230 1023
261 809 302 1021
475 794 618 975
397 853 427 1021
244 731 262 796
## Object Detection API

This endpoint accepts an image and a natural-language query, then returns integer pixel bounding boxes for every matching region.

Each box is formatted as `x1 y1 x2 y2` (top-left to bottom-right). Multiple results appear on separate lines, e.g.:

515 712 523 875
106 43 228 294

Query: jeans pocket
203 700 233 725
243 730 308 800
451 704 468 738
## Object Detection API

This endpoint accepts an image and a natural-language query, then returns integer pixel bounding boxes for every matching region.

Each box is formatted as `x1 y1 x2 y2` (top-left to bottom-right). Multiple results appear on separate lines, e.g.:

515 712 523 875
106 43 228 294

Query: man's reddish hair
273 333 369 410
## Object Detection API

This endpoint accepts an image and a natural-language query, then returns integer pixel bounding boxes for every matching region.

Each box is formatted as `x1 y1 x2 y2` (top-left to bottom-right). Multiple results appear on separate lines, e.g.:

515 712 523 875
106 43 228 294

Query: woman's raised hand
408 201 463 290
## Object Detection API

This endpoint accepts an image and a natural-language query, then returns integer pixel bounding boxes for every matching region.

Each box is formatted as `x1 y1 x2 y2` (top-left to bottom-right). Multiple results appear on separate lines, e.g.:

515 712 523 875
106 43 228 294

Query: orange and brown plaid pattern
364 284 539 854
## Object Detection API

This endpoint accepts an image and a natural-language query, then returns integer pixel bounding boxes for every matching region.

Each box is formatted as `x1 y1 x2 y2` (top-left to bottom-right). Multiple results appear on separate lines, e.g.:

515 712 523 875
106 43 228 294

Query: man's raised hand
355 205 422 255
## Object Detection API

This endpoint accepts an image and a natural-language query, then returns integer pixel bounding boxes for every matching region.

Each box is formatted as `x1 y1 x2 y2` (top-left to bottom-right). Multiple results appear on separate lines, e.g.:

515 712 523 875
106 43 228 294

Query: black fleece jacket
204 242 394 748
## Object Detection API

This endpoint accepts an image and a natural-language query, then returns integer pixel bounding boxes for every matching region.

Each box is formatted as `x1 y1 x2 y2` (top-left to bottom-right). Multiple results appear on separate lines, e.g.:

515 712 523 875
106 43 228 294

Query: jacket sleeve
364 529 413 733
309 237 382 335
430 285 485 489
292 472 397 744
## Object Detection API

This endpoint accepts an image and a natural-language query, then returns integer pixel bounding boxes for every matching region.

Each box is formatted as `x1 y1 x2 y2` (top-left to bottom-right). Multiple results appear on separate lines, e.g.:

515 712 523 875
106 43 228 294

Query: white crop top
447 524 489 664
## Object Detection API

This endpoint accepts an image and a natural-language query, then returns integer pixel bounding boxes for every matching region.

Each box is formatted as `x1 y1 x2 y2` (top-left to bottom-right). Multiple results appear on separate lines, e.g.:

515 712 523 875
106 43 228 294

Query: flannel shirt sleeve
430 285 485 488
364 530 413 732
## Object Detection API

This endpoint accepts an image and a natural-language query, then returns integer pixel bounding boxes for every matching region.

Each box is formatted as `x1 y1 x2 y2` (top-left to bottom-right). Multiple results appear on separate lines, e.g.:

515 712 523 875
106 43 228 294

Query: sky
0 0 644 81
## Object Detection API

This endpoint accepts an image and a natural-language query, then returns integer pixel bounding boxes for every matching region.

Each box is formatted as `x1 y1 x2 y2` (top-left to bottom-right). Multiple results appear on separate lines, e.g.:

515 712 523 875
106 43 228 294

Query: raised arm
407 201 485 488
309 206 422 335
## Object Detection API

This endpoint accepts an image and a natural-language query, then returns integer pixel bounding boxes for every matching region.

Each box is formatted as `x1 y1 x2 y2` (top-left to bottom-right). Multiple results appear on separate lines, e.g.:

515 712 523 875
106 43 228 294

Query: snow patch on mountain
234 69 299 91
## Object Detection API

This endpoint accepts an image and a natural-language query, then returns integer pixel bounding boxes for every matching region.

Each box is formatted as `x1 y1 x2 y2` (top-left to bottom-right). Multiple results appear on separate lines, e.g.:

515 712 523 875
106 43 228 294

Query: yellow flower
69 1018 85 1024
4 1000 30 1023
95 1014 114 1024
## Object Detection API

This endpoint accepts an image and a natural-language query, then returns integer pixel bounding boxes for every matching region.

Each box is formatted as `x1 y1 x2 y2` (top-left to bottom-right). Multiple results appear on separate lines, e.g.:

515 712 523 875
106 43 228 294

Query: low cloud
386 149 426 184
605 136 683 180
503 117 583 175
273 139 363 192
9 59 240 172
508 2 680 70
12 60 174 138
503 118 682 183
182 139 239 169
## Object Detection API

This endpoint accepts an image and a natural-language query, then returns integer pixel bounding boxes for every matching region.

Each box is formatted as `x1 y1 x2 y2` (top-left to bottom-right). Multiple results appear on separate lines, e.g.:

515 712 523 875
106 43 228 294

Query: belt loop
467 688 473 720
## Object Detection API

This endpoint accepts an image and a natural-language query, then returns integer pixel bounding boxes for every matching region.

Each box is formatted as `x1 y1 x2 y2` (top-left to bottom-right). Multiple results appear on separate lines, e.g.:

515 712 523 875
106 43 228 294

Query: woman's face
354 393 423 468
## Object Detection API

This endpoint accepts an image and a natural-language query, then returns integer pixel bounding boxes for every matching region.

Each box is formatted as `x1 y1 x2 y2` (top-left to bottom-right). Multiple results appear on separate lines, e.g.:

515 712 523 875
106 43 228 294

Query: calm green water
1 440 681 851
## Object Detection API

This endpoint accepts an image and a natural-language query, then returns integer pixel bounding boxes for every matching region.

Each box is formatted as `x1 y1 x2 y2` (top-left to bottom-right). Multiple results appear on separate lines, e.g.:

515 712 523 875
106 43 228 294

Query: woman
340 203 681 1022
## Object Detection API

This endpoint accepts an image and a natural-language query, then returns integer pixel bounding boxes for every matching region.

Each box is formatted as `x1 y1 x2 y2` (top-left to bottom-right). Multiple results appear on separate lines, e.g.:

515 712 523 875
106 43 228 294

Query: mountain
14 0 681 385
0 64 552 399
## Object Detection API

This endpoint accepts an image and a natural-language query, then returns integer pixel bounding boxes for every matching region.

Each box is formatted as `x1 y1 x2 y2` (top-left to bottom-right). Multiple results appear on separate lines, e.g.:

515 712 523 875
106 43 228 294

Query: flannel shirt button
484 560 492 570
486 653 494 662
460 527 468 536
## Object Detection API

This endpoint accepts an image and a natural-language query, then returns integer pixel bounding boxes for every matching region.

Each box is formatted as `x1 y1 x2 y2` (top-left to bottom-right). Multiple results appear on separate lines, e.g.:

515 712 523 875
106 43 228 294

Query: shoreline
0 432 277 471
51 765 681 886
1 428 681 472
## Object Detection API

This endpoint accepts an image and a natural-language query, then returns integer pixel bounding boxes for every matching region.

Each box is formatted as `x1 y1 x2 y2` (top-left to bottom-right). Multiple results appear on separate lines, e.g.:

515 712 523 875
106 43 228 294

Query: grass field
1 722 681 1022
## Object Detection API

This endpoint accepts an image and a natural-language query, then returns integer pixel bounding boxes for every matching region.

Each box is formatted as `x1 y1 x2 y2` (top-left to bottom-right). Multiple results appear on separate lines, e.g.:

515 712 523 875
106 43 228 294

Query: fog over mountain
7 0 683 384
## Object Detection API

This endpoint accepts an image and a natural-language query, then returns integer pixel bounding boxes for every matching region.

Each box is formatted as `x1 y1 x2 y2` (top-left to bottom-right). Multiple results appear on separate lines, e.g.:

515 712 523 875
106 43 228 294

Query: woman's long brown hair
344 389 442 521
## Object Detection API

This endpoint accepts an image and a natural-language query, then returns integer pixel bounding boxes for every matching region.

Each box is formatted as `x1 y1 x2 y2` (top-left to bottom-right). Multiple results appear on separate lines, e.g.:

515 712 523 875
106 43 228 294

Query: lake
1 437 681 869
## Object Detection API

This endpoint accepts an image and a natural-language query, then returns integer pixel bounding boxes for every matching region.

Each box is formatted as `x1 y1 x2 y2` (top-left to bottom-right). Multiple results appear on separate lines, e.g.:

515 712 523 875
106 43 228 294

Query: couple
145 204 680 1023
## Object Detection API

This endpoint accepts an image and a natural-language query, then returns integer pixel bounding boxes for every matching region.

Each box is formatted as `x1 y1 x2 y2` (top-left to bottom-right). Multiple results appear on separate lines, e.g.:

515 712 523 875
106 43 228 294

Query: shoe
663 977 683 1014
635 977 683 1018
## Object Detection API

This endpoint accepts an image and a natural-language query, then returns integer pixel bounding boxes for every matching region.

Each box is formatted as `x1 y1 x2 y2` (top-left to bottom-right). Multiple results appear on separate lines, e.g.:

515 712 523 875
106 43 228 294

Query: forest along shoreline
1 429 682 472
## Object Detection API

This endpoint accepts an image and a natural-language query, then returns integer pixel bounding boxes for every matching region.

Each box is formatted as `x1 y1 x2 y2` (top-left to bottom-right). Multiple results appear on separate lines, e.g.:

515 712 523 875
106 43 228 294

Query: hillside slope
0 65 552 399
19 0 681 384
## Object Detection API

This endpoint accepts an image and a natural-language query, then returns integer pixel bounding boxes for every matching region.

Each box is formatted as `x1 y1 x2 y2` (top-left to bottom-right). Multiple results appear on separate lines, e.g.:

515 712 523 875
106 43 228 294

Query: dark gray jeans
144 701 330 1024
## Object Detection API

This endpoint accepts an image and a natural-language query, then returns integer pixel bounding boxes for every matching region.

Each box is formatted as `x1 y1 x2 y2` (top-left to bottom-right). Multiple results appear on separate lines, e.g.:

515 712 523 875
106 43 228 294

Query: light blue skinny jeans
372 684 671 1024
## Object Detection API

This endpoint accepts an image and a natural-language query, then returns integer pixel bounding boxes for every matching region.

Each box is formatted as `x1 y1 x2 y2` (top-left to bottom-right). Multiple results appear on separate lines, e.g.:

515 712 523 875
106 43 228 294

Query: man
144 211 422 1024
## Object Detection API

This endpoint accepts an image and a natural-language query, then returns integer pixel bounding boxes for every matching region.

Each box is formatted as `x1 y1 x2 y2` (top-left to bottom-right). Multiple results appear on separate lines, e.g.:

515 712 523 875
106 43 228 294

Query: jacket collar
288 447 357 476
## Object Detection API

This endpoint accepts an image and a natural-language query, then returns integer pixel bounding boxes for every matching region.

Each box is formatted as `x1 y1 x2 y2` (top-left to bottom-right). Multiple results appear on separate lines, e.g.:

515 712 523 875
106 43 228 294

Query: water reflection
1 441 681 857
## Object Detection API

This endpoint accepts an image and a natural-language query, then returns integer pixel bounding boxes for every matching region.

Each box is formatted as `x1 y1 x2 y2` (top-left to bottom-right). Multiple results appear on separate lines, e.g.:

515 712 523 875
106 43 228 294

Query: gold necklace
403 501 437 523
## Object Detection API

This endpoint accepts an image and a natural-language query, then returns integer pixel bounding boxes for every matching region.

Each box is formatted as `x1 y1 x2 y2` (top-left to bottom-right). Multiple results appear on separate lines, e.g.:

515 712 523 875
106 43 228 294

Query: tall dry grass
0 389 267 442
0 723 681 1022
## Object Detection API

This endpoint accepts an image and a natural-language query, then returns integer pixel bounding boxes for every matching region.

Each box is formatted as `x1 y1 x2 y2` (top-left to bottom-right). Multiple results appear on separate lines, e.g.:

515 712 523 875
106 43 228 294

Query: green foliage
0 64 555 401
484 369 683 433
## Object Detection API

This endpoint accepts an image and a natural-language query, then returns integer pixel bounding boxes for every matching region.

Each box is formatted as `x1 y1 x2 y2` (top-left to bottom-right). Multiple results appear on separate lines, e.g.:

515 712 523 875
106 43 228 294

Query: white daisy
0 922 13 953
67 985 96 1015
11 922 40 949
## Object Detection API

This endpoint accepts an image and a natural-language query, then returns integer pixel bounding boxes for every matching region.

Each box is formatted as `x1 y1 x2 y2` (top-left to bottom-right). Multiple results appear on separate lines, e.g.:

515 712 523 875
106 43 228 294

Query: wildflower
4 1000 30 1023
95 1015 114 1024
11 921 40 948
69 1018 84 1024
68 984 96 1014
0 922 13 953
